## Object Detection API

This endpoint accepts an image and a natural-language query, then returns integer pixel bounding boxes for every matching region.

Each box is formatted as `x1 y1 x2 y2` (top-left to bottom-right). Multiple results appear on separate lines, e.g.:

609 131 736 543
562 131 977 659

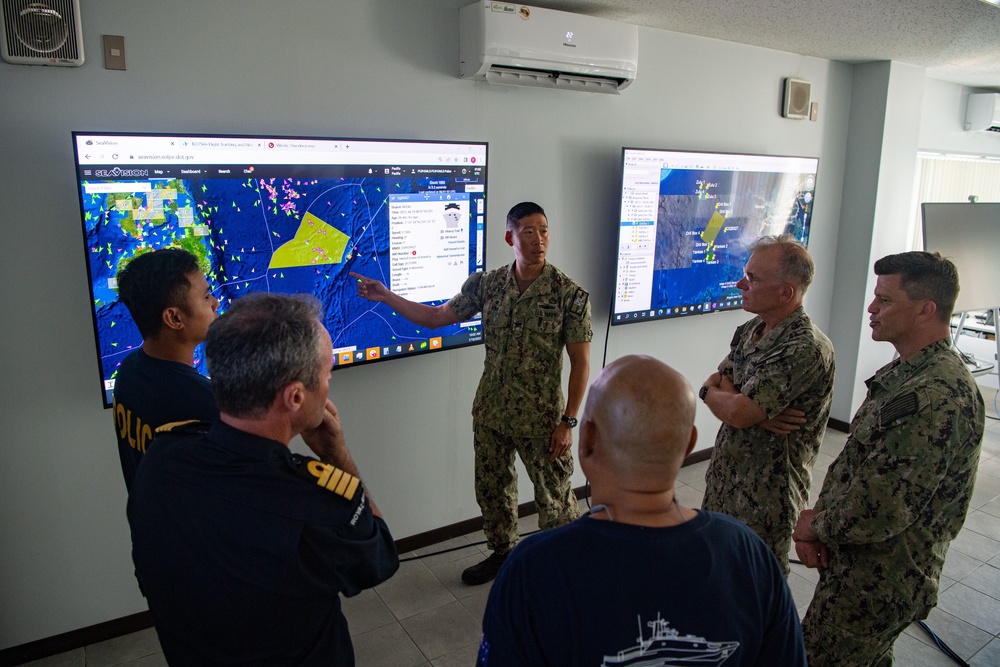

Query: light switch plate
103 35 126 70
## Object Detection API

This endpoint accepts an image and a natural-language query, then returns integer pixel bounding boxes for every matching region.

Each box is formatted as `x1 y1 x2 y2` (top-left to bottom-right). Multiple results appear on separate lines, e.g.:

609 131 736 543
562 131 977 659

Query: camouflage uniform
703 307 835 575
449 261 592 553
802 338 984 666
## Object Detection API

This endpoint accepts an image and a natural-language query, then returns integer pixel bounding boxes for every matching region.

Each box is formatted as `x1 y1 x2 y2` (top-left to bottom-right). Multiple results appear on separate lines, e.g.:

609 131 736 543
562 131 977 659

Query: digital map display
75 134 487 406
614 149 817 325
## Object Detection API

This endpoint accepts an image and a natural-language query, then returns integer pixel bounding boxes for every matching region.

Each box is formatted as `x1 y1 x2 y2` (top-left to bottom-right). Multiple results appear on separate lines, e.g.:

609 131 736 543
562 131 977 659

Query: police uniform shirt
112 348 218 491
127 420 399 666
448 262 592 438
810 338 985 611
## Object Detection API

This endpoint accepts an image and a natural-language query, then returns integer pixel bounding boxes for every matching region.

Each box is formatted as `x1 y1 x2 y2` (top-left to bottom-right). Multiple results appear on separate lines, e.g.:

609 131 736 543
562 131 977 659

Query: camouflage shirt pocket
526 305 562 334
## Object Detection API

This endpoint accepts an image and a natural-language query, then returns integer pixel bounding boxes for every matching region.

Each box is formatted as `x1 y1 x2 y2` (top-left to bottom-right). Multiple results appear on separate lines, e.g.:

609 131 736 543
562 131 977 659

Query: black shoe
462 551 509 585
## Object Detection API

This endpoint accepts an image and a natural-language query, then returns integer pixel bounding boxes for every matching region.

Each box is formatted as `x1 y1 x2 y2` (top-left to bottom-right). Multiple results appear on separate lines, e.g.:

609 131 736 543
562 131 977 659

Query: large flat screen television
612 148 819 325
73 132 488 407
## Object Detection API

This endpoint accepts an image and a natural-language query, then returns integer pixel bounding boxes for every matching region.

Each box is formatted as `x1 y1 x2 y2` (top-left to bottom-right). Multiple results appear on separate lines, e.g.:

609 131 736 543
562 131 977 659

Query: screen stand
951 308 999 376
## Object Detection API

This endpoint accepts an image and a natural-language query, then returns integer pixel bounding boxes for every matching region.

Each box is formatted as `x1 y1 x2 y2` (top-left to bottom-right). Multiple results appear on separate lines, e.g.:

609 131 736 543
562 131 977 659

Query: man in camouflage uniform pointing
700 235 835 576
793 251 985 666
353 201 592 585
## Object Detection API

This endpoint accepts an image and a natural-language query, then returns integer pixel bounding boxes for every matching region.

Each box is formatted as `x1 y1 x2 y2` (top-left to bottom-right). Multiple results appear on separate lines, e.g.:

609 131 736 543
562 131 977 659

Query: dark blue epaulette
287 453 360 502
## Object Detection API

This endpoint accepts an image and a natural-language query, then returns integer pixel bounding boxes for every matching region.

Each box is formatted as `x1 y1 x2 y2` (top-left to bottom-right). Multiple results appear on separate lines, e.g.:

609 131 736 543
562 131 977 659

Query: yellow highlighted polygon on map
269 212 350 269
700 209 726 246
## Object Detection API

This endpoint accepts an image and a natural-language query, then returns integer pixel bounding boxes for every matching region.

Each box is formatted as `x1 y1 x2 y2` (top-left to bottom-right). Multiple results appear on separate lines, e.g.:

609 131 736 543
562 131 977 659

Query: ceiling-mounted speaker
1 0 84 67
782 78 810 119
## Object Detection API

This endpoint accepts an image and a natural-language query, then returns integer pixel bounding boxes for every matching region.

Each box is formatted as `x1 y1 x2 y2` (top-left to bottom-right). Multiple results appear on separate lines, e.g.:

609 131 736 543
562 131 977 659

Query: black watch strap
561 415 578 428
699 386 710 402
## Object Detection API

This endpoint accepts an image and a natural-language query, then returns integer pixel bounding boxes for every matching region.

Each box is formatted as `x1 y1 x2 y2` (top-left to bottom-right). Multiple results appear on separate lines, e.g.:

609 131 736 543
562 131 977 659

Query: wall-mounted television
73 132 488 407
612 148 818 325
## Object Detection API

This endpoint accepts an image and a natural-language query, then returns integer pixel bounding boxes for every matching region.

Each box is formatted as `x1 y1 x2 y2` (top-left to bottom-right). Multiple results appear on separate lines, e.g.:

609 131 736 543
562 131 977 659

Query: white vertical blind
912 154 1000 250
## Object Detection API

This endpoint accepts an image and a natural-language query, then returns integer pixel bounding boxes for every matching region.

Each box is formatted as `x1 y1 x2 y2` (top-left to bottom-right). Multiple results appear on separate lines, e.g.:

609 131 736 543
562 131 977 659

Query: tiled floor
23 413 1000 666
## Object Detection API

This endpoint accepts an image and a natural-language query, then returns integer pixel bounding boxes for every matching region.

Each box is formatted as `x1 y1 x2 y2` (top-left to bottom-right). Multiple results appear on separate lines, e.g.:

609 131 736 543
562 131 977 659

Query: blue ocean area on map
84 175 469 391
651 168 812 309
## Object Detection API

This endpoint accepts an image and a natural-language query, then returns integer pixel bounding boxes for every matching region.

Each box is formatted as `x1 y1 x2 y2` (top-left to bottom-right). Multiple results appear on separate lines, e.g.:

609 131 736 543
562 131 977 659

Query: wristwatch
699 386 710 402
561 415 578 428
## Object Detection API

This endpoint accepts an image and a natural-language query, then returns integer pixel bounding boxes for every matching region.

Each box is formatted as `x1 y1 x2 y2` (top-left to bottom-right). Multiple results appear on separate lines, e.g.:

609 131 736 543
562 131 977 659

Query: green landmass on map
269 211 350 269
114 230 212 279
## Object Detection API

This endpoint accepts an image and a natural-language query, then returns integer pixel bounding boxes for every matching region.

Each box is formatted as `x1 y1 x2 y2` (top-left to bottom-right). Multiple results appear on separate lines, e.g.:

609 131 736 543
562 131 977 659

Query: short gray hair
750 234 815 293
206 293 325 418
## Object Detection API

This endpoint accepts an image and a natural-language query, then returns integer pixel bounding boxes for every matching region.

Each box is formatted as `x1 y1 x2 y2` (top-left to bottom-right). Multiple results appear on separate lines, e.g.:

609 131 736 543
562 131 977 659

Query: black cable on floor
916 620 971 667
398 530 540 563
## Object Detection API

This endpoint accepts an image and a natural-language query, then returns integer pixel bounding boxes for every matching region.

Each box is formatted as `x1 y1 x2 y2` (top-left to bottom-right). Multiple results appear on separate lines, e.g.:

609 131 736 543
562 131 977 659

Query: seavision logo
94 167 149 178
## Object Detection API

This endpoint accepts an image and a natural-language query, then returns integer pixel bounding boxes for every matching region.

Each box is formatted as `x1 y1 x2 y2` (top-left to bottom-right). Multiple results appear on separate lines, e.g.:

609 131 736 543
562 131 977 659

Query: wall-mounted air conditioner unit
459 2 638 94
965 93 1000 133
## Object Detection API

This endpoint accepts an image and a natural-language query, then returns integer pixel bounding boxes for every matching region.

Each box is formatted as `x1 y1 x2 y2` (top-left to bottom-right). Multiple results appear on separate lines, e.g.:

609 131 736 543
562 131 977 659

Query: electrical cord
916 620 971 667
601 303 613 370
398 484 601 563
398 530 539 563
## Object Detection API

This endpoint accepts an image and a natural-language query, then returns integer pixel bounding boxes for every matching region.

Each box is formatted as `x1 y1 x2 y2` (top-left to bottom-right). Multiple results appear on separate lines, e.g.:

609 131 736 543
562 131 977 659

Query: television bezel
72 130 489 408
611 146 820 327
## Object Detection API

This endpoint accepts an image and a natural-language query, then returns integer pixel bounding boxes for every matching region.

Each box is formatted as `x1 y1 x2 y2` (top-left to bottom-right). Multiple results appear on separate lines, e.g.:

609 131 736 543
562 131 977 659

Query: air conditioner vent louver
459 2 637 95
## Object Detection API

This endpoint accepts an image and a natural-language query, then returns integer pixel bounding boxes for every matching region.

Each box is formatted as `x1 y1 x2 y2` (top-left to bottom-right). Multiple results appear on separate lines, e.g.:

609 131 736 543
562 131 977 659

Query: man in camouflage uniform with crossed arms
793 251 984 666
353 201 592 585
700 235 835 576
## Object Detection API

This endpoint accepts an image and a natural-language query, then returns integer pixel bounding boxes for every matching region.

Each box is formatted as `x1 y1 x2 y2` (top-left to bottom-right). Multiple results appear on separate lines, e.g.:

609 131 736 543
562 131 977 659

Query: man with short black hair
352 201 592 585
112 248 219 490
477 355 806 666
128 293 398 666
793 251 984 666
701 235 835 575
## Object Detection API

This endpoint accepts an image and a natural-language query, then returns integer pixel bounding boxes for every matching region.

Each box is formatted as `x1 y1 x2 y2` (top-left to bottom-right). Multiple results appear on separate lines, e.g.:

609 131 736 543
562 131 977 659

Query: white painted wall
2 0 988 651
919 78 1000 156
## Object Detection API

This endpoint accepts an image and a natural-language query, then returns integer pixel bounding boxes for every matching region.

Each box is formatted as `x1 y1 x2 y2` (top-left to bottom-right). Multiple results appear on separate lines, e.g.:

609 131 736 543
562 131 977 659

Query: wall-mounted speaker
1 0 84 67
782 78 810 119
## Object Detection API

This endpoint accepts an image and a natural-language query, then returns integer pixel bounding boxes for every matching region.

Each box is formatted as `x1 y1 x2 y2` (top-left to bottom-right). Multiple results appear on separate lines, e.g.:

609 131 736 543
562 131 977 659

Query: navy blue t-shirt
111 348 217 490
128 420 399 666
478 511 806 667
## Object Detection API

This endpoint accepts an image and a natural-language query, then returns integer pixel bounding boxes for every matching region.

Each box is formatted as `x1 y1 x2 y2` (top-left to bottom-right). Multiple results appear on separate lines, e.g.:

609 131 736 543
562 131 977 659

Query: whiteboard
921 202 1000 314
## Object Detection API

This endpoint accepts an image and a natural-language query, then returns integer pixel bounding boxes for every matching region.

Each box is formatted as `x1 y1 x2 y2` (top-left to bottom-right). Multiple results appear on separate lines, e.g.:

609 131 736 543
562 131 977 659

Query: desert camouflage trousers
802 567 928 666
473 421 579 554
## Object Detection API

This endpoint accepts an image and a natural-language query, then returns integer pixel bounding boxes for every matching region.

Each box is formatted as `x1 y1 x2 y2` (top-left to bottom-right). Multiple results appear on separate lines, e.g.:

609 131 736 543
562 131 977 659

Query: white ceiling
530 0 1000 89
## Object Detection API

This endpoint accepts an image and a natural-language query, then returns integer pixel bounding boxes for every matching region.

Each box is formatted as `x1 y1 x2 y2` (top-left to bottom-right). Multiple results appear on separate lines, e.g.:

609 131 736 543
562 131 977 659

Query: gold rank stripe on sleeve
306 460 360 500
154 419 202 434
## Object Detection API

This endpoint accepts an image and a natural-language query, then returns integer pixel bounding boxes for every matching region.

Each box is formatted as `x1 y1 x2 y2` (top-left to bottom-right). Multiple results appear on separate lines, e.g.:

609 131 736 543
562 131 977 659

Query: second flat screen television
74 132 488 407
613 148 819 325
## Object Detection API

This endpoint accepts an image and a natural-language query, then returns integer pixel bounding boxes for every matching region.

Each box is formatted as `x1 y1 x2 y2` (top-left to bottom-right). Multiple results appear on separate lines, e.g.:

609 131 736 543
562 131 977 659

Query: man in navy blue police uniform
112 248 219 491
477 355 805 667
128 293 399 666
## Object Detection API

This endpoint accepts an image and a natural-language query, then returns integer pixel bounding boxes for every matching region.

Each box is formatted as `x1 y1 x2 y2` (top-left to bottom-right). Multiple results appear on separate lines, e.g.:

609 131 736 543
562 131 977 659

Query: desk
951 309 999 376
